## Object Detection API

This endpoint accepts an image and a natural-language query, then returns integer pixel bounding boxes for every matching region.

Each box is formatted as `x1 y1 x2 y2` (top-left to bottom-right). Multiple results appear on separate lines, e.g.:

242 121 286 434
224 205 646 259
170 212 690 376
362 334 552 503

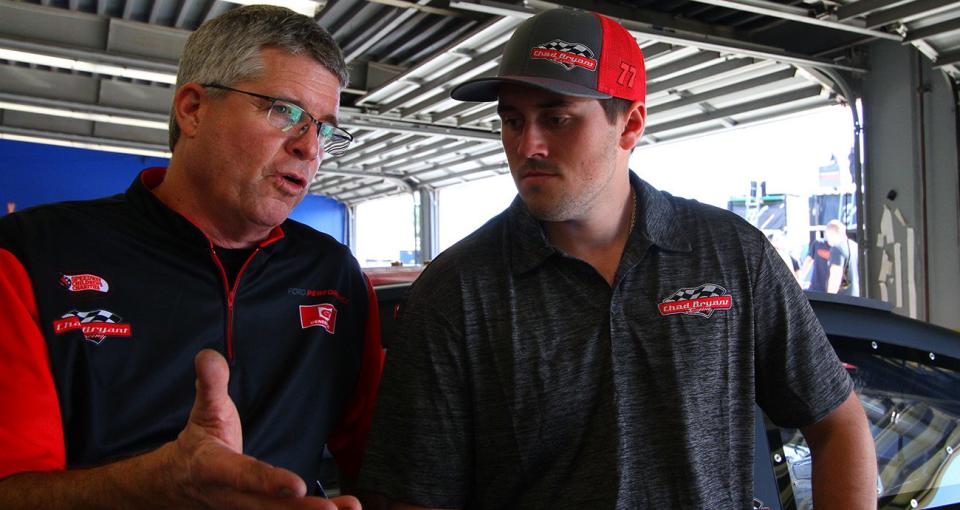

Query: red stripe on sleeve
0 249 65 478
326 275 384 481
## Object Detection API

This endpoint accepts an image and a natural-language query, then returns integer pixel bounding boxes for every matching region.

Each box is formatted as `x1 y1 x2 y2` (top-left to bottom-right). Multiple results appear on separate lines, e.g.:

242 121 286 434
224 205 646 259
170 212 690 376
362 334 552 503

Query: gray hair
168 5 348 151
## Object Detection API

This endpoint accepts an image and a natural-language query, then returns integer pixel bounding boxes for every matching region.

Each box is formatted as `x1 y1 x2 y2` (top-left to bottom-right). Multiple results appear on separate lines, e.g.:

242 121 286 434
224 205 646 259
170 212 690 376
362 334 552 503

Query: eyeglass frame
201 83 353 157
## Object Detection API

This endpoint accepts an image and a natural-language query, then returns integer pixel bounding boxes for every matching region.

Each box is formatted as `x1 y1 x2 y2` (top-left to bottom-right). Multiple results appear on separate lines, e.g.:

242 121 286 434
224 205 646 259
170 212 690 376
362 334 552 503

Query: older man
360 8 876 509
0 6 380 509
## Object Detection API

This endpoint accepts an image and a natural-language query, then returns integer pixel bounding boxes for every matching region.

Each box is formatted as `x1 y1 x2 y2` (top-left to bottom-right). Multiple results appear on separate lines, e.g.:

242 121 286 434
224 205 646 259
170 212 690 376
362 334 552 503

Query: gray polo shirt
360 173 852 509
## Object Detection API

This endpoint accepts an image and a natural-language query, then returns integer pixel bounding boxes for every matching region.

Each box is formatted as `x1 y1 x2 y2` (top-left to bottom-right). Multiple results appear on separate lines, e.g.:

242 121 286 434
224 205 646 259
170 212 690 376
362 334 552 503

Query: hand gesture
167 349 361 510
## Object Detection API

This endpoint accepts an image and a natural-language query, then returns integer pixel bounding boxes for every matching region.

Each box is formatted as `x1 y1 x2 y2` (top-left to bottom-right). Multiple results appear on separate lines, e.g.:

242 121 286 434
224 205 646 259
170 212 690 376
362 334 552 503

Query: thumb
190 349 242 450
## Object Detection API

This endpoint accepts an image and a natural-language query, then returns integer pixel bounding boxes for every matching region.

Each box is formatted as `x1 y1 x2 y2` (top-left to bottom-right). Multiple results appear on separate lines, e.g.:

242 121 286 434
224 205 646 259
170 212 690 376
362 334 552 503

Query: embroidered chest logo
658 283 733 319
300 304 337 334
530 40 598 71
53 309 131 344
58 273 110 293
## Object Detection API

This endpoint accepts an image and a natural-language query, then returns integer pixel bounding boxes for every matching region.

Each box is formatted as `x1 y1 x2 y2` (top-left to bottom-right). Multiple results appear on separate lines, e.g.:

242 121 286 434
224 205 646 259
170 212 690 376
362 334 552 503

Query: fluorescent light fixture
0 101 169 130
225 0 321 17
0 132 171 158
0 48 177 84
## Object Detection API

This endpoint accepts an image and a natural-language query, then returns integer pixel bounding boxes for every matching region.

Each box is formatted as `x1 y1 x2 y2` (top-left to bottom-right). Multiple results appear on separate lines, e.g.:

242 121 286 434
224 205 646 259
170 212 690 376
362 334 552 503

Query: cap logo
530 40 597 71
658 283 733 319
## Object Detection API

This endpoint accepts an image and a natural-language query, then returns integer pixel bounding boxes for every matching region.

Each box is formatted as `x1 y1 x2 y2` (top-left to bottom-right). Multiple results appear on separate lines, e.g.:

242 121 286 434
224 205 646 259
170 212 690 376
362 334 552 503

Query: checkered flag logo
66 309 123 324
659 283 733 319
531 39 598 71
662 284 728 303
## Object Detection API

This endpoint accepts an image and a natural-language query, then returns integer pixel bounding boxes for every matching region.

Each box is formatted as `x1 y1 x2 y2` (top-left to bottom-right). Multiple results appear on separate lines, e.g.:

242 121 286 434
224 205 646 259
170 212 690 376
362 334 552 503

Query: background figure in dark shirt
806 237 832 292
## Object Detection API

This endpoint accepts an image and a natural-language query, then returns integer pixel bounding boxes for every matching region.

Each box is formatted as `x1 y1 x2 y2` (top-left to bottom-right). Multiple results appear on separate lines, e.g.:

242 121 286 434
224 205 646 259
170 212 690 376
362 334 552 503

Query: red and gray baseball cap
450 8 645 103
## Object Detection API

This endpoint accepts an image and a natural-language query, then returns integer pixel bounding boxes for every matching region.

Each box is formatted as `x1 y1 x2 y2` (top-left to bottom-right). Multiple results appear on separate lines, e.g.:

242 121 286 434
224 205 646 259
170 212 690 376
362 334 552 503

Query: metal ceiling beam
364 138 455 168
687 0 900 39
0 92 169 128
377 47 500 113
343 7 409 63
865 0 960 29
645 85 824 135
340 111 500 141
456 104 497 126
337 134 428 167
640 100 834 146
381 16 457 62
357 15 522 105
418 161 508 186
313 166 413 191
375 140 485 171
647 51 722 81
366 0 486 18
0 37 178 82
449 0 875 71
904 16 960 40
0 125 169 156
430 100 489 122
647 58 758 96
382 144 503 174
647 68 797 115
836 0 909 21
933 48 960 67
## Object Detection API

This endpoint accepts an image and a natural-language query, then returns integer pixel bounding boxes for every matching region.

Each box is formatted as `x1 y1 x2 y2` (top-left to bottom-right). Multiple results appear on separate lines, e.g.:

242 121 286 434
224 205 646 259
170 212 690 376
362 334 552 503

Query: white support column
346 204 358 254
417 187 439 264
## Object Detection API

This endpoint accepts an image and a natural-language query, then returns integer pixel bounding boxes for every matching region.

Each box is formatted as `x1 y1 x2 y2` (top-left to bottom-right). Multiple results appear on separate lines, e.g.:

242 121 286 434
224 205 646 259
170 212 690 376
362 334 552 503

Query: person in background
359 7 877 509
0 6 382 509
825 219 860 296
770 229 802 284
803 233 832 292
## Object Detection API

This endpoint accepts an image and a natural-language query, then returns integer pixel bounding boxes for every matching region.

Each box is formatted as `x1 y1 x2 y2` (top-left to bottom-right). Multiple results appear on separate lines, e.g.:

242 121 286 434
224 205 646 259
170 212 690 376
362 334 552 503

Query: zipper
209 247 260 361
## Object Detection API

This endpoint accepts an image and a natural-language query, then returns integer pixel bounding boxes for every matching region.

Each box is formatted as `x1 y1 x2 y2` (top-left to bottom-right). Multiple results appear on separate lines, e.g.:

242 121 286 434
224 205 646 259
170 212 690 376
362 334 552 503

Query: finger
192 349 231 421
329 495 361 510
203 487 340 510
194 444 307 498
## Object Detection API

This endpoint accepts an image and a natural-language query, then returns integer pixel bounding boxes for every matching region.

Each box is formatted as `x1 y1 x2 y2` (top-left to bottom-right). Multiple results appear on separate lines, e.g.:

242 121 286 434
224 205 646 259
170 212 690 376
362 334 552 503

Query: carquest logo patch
300 304 337 334
530 40 598 71
53 309 131 344
59 273 109 293
658 283 733 319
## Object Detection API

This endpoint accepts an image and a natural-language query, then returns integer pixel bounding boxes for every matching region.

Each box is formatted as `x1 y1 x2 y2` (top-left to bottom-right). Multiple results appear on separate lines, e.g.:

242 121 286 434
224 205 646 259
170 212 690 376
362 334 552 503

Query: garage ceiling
2 0 960 204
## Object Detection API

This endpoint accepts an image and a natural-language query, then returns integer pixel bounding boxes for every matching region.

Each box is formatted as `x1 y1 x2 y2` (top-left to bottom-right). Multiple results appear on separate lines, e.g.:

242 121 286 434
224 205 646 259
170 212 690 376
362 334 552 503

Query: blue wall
0 139 346 242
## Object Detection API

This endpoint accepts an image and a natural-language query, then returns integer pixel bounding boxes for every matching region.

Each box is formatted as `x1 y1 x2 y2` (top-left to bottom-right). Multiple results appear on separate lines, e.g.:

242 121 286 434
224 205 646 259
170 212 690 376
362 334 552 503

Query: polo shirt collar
631 172 693 254
508 171 692 276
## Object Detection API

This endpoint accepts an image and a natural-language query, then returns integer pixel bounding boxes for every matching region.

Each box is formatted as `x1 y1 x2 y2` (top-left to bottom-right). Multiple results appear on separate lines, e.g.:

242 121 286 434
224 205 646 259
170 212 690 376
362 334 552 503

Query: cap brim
450 75 612 102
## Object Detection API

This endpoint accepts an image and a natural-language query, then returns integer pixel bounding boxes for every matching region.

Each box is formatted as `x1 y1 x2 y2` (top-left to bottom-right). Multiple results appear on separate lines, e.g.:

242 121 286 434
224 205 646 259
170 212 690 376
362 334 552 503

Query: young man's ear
619 100 646 150
172 83 207 139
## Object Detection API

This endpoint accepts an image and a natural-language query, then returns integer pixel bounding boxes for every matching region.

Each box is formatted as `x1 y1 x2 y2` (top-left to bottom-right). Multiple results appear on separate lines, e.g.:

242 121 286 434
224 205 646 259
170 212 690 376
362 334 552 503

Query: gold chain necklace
628 188 637 234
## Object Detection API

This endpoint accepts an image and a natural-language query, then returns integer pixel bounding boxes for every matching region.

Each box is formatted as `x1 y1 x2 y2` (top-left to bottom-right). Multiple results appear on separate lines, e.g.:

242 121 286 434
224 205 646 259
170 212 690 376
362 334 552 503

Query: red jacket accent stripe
326 276 385 481
0 248 65 478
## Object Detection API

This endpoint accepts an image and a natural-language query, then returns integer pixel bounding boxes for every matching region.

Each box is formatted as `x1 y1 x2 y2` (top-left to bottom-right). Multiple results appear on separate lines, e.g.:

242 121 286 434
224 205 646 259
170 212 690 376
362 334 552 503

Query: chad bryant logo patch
53 309 131 344
658 283 733 319
530 40 598 71
58 273 109 293
300 304 337 334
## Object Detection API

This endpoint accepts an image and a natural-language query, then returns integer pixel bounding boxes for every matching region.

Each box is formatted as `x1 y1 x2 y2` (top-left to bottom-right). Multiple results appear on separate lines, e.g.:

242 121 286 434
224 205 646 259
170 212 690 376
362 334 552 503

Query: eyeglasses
202 83 353 157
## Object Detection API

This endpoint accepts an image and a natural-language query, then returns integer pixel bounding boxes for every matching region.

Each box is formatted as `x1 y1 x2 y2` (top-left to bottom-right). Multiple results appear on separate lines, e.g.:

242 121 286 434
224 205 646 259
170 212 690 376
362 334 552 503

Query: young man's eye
500 117 522 129
549 116 570 126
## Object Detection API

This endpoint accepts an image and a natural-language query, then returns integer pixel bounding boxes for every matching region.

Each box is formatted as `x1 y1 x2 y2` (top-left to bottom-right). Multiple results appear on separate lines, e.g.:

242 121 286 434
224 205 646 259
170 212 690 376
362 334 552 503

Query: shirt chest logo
58 273 109 293
53 309 131 344
658 283 733 319
300 304 337 334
